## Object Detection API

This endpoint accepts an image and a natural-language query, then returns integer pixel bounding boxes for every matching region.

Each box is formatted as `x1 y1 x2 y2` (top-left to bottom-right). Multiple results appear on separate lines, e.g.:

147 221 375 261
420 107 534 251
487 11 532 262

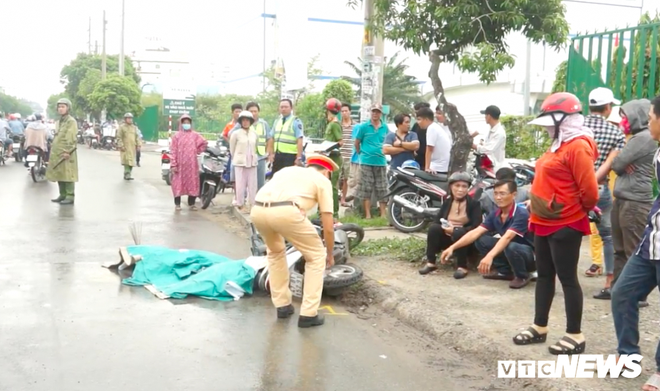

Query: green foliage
339 215 389 228
552 60 568 93
295 93 325 138
88 74 143 120
322 79 354 105
501 115 551 160
368 0 569 84
0 92 33 117
342 52 422 115
59 53 141 116
352 237 426 261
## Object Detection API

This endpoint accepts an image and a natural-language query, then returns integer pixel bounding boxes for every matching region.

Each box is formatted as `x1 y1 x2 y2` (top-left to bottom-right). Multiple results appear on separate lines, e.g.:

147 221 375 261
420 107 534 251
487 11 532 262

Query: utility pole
523 39 531 116
88 17 92 54
262 0 266 92
360 0 385 122
102 11 107 80
119 0 125 76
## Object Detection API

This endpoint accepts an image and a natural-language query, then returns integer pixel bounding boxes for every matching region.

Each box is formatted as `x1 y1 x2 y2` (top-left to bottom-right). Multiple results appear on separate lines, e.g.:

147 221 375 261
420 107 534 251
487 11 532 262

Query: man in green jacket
46 98 78 205
117 113 141 180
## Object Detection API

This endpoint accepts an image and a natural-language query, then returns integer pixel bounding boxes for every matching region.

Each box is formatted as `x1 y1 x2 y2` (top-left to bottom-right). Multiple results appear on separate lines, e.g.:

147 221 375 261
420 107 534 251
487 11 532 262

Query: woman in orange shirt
513 93 599 356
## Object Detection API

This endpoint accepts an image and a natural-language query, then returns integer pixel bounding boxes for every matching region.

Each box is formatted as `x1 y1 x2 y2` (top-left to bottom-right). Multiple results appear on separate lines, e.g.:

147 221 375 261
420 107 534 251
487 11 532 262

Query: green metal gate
135 105 159 142
566 18 660 110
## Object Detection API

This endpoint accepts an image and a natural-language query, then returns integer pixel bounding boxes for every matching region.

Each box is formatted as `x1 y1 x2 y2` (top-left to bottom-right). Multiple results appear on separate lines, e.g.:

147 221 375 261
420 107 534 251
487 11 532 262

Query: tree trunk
428 51 473 173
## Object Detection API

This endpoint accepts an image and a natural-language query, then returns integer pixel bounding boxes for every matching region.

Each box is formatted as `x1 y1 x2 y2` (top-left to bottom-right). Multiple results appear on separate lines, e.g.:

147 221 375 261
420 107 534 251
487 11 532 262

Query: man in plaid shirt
584 87 625 300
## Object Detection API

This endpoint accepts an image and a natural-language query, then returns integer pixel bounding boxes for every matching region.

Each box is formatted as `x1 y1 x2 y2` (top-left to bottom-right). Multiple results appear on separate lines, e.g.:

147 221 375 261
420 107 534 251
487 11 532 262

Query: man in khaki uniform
117 113 141 180
46 98 78 205
251 154 338 328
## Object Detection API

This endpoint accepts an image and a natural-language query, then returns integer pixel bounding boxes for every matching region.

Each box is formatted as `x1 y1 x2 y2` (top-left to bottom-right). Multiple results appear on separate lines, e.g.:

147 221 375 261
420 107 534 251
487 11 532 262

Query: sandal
419 264 438 275
453 269 468 279
513 327 547 346
548 336 586 355
644 373 660 390
585 264 602 277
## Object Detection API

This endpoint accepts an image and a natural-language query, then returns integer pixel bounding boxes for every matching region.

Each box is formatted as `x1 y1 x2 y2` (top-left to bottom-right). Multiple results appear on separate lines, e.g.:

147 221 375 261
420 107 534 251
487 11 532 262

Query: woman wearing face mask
419 171 482 278
513 92 599 355
169 115 208 211
230 111 259 213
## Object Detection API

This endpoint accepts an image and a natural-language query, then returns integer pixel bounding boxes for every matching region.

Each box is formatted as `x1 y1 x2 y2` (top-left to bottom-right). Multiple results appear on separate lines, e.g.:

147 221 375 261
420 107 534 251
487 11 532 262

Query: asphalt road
0 146 501 391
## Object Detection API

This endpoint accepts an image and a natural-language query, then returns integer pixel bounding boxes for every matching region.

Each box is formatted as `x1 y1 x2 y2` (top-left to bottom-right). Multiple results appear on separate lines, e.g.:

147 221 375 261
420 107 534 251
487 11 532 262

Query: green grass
352 237 426 262
339 215 390 228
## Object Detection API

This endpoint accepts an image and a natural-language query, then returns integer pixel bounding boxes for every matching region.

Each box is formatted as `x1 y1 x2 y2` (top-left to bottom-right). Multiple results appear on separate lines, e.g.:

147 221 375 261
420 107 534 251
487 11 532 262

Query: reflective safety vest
273 116 299 154
255 121 267 156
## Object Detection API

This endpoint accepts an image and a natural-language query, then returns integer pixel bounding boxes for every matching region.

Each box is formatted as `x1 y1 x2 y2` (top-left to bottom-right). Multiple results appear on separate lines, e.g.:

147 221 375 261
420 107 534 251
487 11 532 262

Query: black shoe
593 288 611 300
298 313 325 328
51 196 65 203
419 264 438 275
277 304 294 319
639 301 649 308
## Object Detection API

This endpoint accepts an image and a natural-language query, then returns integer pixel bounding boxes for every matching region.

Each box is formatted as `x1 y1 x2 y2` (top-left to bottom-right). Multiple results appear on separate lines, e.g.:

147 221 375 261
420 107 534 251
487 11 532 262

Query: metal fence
566 22 660 110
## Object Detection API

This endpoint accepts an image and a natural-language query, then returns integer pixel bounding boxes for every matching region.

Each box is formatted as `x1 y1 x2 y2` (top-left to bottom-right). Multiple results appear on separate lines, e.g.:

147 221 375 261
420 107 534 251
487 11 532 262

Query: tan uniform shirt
256 166 333 213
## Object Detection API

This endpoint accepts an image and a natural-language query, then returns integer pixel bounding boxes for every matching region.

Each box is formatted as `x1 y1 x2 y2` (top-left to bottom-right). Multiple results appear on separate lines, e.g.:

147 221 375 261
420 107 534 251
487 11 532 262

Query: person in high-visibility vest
229 102 273 190
271 98 304 175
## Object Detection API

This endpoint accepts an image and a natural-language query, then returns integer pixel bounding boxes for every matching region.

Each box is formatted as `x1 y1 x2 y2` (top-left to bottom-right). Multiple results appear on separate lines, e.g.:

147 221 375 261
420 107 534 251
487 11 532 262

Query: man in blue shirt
8 115 24 135
611 96 660 383
383 113 419 170
354 104 389 219
441 180 536 289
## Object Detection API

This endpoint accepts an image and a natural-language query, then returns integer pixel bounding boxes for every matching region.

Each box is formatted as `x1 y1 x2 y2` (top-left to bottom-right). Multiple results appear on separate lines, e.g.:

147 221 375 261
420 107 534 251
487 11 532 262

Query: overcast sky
0 0 653 108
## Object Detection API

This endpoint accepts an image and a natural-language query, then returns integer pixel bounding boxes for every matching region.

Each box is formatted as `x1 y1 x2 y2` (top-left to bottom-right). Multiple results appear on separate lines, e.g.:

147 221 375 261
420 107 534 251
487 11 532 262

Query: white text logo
497 355 642 378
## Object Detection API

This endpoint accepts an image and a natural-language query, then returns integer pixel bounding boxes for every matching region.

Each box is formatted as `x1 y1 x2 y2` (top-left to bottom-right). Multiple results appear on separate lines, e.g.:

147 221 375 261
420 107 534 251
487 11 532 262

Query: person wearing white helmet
230 111 259 212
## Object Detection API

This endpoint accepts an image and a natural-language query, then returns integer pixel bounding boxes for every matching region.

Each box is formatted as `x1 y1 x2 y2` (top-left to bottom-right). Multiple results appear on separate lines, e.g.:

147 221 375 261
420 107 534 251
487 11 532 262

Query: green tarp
122 245 257 301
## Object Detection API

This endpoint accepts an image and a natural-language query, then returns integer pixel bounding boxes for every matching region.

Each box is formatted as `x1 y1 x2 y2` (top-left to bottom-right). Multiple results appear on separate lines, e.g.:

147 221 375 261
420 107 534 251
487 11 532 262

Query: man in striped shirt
339 103 357 205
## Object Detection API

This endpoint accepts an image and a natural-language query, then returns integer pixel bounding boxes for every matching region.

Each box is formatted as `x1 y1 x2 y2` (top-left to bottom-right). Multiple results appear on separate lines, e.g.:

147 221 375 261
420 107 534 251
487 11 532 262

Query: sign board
162 85 195 116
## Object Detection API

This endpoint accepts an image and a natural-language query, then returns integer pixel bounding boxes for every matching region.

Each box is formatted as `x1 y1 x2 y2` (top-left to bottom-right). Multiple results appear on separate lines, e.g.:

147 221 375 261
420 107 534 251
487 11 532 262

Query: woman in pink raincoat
170 115 208 211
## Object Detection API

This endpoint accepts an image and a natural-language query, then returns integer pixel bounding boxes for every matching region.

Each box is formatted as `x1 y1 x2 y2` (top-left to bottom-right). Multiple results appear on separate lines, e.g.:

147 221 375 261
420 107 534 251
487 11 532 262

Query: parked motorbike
386 166 448 233
249 222 363 297
25 146 47 182
161 149 171 186
199 146 229 210
508 161 535 186
101 135 117 150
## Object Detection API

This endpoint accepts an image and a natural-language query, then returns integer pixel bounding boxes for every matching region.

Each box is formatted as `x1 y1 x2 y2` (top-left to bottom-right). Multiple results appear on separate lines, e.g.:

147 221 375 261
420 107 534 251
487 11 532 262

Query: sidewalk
208 194 656 390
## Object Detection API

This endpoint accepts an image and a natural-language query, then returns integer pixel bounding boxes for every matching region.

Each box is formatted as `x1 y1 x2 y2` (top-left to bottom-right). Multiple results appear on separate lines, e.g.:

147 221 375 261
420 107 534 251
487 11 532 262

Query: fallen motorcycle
249 222 363 298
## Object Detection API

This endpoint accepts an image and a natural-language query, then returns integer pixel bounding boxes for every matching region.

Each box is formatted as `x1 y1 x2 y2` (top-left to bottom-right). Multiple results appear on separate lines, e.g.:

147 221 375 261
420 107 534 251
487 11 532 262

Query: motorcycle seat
206 147 223 157
409 169 448 182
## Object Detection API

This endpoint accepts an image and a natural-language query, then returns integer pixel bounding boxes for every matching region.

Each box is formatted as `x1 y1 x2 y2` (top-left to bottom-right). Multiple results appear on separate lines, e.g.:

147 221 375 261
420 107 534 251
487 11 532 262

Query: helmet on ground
448 171 472 186
124 113 133 118
326 98 342 114
56 98 72 108
528 92 582 127
238 110 254 124
401 160 420 170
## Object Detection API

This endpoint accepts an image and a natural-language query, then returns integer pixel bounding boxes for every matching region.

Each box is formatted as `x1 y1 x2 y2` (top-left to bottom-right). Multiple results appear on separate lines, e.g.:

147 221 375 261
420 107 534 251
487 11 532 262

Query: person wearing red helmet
324 98 344 216
512 92 599 356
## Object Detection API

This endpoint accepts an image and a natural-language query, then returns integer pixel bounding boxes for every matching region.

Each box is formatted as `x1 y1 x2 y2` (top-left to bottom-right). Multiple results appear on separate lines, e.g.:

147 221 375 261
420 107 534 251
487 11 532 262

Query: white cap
588 87 621 106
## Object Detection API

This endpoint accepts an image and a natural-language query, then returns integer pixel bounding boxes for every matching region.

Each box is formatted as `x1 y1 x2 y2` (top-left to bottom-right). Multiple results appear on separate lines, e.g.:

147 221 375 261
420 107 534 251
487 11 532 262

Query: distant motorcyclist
8 114 25 135
24 113 50 164
0 112 13 157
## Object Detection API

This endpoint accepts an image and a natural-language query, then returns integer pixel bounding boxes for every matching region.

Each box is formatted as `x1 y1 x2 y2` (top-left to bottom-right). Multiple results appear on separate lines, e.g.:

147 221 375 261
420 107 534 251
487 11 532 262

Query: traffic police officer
250 154 338 328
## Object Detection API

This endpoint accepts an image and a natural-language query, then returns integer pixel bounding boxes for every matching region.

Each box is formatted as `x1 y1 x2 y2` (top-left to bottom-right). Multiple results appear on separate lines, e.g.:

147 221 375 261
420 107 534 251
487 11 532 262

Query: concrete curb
342 277 592 391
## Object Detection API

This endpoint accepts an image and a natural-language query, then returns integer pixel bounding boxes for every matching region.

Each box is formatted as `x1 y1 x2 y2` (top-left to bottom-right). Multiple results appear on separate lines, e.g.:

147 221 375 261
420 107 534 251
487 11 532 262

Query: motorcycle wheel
201 183 215 210
387 190 430 233
336 224 365 250
30 166 39 183
14 151 21 163
323 264 364 297
165 172 171 186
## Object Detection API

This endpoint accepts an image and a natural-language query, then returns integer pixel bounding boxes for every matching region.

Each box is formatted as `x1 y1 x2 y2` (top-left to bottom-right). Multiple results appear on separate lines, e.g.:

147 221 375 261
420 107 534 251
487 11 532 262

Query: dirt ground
340 238 660 391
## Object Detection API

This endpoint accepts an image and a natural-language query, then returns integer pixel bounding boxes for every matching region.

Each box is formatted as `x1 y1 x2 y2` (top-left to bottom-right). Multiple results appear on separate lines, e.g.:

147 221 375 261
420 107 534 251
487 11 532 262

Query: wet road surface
0 147 501 391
